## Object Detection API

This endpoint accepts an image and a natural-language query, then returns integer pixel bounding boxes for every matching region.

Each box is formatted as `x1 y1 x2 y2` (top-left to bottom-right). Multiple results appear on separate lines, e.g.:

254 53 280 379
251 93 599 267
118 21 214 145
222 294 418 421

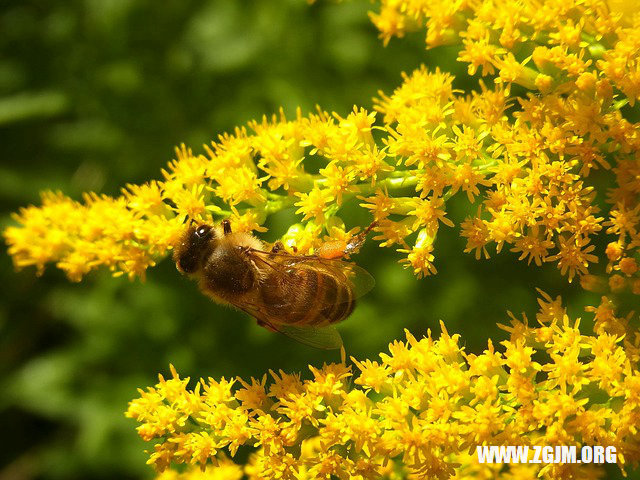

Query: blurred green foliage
0 1 603 479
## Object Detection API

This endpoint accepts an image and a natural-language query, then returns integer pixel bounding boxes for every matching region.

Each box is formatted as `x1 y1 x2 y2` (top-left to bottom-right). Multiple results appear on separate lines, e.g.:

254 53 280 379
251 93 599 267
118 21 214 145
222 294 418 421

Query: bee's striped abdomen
260 267 354 326
305 268 355 326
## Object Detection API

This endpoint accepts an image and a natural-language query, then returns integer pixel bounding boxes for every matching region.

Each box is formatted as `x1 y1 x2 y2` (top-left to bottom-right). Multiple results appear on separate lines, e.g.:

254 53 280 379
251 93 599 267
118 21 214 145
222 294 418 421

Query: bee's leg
257 319 277 332
271 241 284 253
222 219 232 235
316 241 348 259
346 220 378 253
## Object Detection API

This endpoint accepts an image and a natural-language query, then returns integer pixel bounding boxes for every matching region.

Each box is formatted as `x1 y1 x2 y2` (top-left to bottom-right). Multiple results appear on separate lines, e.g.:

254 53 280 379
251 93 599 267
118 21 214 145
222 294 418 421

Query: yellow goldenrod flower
6 0 640 294
545 235 599 283
371 0 640 101
399 228 437 278
155 457 244 480
127 294 640 479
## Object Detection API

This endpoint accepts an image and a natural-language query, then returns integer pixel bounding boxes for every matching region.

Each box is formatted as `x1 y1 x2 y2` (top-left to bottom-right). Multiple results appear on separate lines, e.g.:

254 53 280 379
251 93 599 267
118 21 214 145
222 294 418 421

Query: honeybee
173 220 375 349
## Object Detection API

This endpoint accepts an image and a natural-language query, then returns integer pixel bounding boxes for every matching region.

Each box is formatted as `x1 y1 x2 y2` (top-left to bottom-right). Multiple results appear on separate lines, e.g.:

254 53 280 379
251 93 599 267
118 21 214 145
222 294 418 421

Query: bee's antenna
344 220 378 255
222 219 232 235
362 220 378 235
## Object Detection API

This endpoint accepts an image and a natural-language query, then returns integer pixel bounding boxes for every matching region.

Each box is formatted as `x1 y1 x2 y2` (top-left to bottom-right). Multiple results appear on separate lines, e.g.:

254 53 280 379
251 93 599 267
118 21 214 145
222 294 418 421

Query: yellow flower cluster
127 293 640 479
4 0 639 294
154 458 243 480
369 0 640 289
371 0 640 100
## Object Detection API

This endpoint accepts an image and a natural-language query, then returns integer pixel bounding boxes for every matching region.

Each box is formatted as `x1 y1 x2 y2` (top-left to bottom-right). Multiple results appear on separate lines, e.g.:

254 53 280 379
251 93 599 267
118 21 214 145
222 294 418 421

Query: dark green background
0 1 624 479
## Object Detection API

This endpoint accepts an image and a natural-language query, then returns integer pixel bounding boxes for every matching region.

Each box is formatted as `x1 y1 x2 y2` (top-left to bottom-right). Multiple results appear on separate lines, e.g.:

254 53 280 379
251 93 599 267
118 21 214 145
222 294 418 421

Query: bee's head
174 223 215 274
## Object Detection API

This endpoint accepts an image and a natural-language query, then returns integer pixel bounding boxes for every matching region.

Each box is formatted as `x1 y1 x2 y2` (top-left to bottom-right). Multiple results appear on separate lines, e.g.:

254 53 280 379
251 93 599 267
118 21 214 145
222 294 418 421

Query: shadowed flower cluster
127 293 640 479
4 0 640 295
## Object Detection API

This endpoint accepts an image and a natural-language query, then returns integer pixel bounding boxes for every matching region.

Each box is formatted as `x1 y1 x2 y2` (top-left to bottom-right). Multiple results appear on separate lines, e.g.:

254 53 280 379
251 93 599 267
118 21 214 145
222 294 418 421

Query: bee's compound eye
195 225 212 239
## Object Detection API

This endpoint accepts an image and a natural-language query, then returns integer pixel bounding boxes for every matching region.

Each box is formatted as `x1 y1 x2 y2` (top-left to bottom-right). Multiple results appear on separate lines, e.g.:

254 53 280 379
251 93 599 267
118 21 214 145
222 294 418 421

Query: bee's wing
272 323 343 350
232 248 373 349
235 300 343 350
246 248 375 299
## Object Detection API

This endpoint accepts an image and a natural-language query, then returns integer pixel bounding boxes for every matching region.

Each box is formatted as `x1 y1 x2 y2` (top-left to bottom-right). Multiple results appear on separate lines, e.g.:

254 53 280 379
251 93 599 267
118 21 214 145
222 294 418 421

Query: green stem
612 98 629 111
363 174 420 194
515 66 541 91
581 32 607 59
264 195 296 214
587 43 606 59
476 158 499 175
436 29 460 47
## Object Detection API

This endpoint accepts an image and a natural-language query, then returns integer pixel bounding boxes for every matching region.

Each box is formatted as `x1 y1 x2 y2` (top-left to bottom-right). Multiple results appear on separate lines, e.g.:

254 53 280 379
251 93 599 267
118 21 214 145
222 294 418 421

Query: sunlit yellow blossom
164 144 207 187
334 107 377 145
321 220 361 250
399 228 437 278
128 295 640 478
318 162 358 205
213 166 267 207
294 187 334 223
7 2 639 291
359 189 395 220
461 211 490 260
123 181 167 216
281 222 323 255
373 218 413 248
546 235 598 282
352 358 392 394
358 0 640 291
154 457 243 480
235 376 269 413
407 196 453 234
459 32 503 76
511 226 554 266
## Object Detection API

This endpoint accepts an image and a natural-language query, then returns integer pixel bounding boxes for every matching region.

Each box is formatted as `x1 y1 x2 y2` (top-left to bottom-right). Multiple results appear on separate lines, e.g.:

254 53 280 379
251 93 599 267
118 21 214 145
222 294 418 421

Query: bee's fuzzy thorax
218 230 264 251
